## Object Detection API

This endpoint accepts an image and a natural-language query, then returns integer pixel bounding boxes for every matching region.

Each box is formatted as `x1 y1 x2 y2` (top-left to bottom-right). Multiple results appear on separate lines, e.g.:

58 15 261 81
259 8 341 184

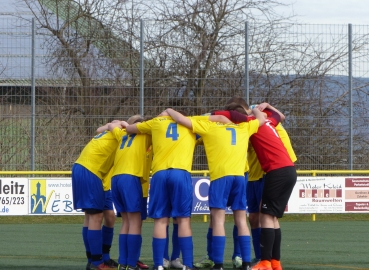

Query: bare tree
11 0 148 169
20 0 143 134
3 0 367 170
141 0 293 114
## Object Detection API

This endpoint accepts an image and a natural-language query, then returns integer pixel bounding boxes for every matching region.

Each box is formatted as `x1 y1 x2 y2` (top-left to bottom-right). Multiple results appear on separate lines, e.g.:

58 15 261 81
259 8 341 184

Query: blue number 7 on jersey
226 127 236 145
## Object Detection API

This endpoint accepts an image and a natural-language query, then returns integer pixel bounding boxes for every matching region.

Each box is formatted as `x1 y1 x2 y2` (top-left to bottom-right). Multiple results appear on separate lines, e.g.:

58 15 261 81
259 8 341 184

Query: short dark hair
224 102 247 115
225 96 249 110
127 114 144 124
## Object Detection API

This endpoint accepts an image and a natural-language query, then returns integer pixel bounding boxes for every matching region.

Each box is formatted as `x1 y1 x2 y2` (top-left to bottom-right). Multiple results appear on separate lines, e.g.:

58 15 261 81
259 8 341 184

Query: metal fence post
245 21 249 105
140 19 145 116
348 24 353 170
31 18 36 171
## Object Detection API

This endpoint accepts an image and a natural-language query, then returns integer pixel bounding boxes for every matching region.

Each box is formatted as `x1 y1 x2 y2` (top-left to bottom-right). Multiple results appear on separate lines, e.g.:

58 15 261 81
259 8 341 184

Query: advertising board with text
287 177 369 213
0 178 28 215
1 176 368 215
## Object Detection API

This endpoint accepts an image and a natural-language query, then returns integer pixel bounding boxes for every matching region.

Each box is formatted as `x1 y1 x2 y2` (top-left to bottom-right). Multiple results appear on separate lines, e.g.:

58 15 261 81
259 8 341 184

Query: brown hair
225 96 249 110
224 102 248 115
127 114 144 124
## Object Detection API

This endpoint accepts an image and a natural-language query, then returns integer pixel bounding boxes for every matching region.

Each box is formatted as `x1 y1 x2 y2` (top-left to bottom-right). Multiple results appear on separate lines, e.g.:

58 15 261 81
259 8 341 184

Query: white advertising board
0 178 29 215
286 176 369 213
1 176 369 215
29 178 83 215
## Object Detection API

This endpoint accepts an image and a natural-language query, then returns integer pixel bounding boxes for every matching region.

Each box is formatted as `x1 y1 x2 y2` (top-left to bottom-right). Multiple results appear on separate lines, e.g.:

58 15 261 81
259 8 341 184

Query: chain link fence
1 12 369 172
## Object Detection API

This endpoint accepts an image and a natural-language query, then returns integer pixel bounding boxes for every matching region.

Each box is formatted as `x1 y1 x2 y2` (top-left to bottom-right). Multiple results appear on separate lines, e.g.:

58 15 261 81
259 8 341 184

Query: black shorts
260 166 297 218
84 208 104 214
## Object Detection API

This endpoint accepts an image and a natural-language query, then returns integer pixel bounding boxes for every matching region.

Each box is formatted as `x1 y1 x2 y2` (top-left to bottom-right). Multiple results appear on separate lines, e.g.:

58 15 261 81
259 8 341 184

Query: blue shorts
116 197 148 220
148 169 192 218
104 190 114 211
246 176 265 213
209 175 246 210
112 174 143 213
72 163 105 211
141 197 148 220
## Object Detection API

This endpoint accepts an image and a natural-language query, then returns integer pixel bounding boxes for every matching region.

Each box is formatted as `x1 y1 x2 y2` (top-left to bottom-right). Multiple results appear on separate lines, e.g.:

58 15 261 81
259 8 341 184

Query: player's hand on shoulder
256 102 268 111
120 121 129 128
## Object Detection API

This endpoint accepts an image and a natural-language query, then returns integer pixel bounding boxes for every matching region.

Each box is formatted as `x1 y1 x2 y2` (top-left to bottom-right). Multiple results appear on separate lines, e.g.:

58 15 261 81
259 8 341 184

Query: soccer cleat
118 264 127 270
251 260 272 270
153 266 165 270
137 260 149 269
183 266 199 270
127 265 140 270
164 259 171 269
104 259 119 268
232 256 242 269
251 258 261 267
170 258 184 269
90 262 114 269
270 259 282 270
194 255 214 268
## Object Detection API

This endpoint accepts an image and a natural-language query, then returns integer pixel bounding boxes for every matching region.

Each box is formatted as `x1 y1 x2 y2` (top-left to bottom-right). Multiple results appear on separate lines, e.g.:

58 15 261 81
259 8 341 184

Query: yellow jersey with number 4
137 116 196 174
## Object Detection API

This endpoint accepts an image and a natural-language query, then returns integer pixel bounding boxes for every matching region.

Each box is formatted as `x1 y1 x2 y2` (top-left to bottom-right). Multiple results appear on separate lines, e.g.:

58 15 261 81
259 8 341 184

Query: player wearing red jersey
248 105 297 270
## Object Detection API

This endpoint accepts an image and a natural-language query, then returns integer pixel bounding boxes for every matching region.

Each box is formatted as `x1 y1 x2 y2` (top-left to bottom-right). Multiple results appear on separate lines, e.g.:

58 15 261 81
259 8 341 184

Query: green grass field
0 215 368 270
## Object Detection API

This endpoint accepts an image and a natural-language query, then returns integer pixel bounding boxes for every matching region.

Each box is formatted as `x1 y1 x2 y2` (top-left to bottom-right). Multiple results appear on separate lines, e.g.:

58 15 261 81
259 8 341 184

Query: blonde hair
127 114 144 125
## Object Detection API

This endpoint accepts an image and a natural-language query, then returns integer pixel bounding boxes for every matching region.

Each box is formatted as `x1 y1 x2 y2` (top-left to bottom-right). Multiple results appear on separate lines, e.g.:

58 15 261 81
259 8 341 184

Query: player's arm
212 110 248 123
107 121 128 132
257 102 285 122
125 123 141 134
267 109 281 125
209 115 233 124
96 123 109 134
96 120 125 134
165 108 193 129
252 107 266 127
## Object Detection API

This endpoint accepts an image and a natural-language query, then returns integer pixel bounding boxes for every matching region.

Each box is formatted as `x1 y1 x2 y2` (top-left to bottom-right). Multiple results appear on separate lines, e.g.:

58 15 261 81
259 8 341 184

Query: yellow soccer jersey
247 143 264 182
136 116 196 174
111 127 152 178
141 146 153 198
191 119 259 181
98 152 116 181
75 131 118 180
102 166 114 191
276 123 297 163
244 157 249 174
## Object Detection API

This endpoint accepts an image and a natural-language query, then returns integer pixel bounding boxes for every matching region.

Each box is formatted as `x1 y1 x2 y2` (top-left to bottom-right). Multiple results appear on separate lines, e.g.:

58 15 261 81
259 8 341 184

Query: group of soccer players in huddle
72 96 297 270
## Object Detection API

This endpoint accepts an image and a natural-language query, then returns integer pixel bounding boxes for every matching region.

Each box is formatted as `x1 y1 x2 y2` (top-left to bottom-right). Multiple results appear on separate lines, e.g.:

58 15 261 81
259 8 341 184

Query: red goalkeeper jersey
248 111 294 172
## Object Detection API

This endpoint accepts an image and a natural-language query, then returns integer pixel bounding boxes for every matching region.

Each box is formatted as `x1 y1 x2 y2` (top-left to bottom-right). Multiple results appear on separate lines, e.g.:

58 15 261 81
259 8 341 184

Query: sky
2 0 369 25
276 0 369 25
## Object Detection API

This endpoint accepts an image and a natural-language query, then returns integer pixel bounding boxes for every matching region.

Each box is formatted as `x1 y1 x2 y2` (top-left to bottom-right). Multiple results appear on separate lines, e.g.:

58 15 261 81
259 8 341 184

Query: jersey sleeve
112 127 126 141
246 120 260 136
136 119 153 134
212 110 248 123
191 119 211 136
263 108 273 117
265 109 281 126
191 115 210 121
212 110 231 118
